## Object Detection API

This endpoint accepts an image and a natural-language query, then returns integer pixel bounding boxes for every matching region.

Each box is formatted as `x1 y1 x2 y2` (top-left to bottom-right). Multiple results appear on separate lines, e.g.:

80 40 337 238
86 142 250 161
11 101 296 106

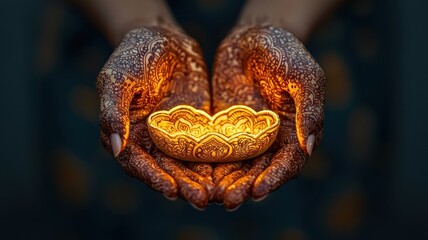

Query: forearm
238 0 343 42
73 0 177 45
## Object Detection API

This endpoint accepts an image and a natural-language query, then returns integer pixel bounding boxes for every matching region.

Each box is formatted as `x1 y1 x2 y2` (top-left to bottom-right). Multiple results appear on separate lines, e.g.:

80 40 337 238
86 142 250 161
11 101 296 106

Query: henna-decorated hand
97 26 214 209
211 25 325 210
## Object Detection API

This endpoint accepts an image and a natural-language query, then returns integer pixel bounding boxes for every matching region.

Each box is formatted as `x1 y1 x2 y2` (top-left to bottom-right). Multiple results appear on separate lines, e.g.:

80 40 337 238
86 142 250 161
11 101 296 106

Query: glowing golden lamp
147 105 280 162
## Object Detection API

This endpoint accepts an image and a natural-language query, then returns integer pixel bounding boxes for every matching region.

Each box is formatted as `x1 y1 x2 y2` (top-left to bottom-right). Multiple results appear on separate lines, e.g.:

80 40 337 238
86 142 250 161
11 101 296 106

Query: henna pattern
97 26 212 209
211 24 325 209
213 25 325 146
97 24 325 210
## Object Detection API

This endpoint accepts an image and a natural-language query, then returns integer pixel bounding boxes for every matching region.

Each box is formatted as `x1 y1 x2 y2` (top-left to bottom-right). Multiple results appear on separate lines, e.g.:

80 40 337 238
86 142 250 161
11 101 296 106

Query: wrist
236 17 312 43
109 2 179 45
237 0 313 42
111 15 179 45
237 0 343 42
75 0 179 46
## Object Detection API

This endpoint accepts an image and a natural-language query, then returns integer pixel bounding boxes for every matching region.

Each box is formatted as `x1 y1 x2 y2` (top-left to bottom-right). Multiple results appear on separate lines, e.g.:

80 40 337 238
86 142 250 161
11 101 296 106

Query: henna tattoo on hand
97 26 212 209
213 25 325 147
211 24 325 209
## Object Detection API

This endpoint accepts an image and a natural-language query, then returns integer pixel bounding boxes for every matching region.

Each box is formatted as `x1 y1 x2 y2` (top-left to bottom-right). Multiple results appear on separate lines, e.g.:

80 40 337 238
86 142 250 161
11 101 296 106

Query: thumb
97 68 135 157
292 67 325 156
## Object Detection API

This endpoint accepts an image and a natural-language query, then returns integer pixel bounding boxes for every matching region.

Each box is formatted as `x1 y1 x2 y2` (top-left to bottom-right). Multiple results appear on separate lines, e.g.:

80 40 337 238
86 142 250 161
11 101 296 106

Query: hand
211 25 325 210
97 26 214 209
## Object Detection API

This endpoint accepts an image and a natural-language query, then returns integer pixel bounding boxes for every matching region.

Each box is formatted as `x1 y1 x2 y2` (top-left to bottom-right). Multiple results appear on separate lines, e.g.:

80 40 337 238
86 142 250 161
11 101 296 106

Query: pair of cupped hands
97 23 325 211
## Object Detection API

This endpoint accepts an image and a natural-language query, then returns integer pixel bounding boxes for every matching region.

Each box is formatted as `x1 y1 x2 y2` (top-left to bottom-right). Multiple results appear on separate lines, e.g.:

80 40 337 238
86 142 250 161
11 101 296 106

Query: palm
211 25 325 210
97 26 213 209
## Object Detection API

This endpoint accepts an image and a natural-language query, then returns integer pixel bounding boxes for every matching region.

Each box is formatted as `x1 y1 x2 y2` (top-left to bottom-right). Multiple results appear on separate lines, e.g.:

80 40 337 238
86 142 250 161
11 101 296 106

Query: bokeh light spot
104 180 139 215
175 225 220 240
301 149 331 180
69 84 99 122
319 52 352 110
348 106 377 163
277 227 307 240
53 149 91 206
325 187 366 234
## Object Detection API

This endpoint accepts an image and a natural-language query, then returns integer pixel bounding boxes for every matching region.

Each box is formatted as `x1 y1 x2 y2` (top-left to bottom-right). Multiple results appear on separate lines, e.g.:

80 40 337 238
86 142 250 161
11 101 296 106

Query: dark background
1 0 428 239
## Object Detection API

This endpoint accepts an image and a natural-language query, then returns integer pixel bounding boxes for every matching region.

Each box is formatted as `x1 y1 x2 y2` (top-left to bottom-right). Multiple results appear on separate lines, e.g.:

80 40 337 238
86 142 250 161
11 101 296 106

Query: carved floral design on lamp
147 105 280 162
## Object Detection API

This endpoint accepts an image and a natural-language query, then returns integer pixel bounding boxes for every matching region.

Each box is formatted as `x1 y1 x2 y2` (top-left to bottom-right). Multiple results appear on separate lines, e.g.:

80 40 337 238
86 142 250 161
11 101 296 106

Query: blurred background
1 0 427 239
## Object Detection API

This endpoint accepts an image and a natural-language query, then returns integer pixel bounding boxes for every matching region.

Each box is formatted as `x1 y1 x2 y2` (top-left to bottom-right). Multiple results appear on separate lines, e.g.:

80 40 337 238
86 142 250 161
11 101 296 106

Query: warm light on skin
147 105 280 162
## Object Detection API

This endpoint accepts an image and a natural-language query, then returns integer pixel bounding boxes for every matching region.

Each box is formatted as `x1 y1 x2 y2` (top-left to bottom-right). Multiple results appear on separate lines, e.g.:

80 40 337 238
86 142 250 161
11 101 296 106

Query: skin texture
211 24 325 210
96 26 214 209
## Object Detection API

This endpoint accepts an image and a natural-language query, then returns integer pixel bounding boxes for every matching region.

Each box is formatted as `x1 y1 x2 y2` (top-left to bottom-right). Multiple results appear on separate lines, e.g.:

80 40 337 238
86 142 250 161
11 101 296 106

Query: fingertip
181 182 209 211
189 202 206 211
252 144 305 200
223 185 249 212
252 193 269 202
252 180 270 200
204 181 215 195
306 134 315 156
295 96 324 154
225 203 242 212
212 184 227 204
187 190 209 211
163 193 178 201
110 133 122 157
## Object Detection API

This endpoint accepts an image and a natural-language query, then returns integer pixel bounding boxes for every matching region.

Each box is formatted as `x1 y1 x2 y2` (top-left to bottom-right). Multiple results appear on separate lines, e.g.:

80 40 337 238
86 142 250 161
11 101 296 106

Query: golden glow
147 105 280 162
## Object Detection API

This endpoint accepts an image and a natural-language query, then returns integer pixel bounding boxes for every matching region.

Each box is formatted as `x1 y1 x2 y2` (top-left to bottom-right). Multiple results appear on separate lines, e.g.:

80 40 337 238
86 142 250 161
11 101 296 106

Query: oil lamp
147 105 279 162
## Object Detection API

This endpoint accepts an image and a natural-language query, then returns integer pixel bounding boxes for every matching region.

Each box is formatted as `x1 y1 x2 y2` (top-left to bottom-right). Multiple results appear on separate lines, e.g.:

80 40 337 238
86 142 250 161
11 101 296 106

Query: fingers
185 163 215 196
252 143 306 200
117 144 177 199
153 152 210 210
223 154 272 211
121 122 212 209
188 163 213 179
212 162 250 204
212 162 243 184
274 118 316 157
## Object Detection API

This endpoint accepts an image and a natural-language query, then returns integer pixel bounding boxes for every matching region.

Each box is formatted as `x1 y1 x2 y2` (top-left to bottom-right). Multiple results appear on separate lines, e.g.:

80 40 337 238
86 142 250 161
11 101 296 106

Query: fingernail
110 133 122 157
252 194 268 202
189 203 206 211
163 193 177 201
306 134 315 156
225 204 242 212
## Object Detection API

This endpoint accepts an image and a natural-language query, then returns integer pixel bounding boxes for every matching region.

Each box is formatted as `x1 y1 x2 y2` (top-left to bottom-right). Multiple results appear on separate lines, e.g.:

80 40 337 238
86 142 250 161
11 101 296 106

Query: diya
147 105 280 162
